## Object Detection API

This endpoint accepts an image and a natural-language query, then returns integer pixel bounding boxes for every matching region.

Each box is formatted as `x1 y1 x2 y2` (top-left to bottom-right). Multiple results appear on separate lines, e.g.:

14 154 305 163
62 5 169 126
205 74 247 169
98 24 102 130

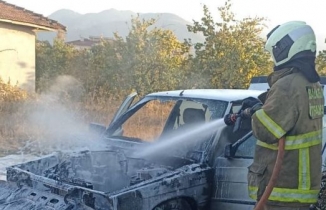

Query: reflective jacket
248 68 324 206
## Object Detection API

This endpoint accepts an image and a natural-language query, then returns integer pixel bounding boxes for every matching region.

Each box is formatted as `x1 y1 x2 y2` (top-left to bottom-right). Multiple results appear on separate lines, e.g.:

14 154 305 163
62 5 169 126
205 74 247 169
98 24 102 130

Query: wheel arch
151 196 197 210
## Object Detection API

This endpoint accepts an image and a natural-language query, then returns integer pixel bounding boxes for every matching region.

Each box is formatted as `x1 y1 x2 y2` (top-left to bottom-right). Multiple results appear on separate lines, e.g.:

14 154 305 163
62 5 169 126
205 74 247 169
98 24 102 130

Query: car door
210 131 256 210
89 92 138 135
211 122 326 210
109 92 138 126
322 115 326 171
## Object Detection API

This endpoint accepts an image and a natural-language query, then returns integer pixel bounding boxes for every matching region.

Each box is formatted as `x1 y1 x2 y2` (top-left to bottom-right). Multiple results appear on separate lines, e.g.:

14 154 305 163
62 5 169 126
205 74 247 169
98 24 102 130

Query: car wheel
153 199 193 210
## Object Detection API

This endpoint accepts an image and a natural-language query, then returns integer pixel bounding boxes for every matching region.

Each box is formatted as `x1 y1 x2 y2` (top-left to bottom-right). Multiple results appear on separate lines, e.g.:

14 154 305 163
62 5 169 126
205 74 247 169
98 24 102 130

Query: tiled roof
66 37 114 47
0 1 66 31
66 39 98 47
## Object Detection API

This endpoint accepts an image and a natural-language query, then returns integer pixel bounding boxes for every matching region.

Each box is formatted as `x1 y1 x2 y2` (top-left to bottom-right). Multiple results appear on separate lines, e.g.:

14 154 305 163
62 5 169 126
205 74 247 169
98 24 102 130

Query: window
322 115 326 171
173 100 211 130
119 99 176 141
110 96 228 146
323 115 326 150
231 104 242 114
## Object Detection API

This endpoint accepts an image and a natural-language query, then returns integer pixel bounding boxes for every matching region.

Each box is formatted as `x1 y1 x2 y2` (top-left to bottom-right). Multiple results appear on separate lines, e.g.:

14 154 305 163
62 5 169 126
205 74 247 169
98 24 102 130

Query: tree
36 16 191 98
186 0 272 89
36 39 77 92
116 15 191 95
316 40 326 76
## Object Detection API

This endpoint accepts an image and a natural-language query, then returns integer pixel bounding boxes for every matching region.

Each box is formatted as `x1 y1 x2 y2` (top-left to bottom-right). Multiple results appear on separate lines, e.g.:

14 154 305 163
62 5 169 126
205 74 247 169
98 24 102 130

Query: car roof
147 89 264 102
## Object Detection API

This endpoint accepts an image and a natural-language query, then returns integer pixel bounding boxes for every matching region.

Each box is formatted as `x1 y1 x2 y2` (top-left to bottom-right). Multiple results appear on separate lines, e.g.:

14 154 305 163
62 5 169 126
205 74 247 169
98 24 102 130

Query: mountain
37 9 205 44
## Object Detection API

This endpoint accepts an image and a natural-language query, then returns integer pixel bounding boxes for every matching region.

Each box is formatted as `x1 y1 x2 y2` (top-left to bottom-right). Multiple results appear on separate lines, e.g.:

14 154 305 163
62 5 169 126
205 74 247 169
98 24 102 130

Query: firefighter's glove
242 97 262 110
241 103 263 119
224 113 238 126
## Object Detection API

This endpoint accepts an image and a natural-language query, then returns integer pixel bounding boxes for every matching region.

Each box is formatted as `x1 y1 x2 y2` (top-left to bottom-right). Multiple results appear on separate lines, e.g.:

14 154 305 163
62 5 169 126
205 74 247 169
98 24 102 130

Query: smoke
19 75 107 156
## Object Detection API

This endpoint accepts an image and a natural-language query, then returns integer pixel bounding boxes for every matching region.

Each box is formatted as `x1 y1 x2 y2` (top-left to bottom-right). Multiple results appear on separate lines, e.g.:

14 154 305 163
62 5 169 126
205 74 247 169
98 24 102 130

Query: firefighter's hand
224 113 237 126
240 108 251 119
241 103 263 118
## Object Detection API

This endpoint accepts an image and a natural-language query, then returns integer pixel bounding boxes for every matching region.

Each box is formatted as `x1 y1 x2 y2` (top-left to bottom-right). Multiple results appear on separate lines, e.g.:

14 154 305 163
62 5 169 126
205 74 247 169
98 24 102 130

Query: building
66 36 114 50
0 0 66 92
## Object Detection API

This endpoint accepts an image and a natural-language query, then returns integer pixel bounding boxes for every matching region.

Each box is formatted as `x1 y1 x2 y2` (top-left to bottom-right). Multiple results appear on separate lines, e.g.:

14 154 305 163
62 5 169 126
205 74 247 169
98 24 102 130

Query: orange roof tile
0 1 66 31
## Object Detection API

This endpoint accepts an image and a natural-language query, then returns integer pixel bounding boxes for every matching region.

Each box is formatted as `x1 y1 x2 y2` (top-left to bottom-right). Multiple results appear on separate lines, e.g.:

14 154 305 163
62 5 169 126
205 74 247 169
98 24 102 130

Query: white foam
0 154 40 181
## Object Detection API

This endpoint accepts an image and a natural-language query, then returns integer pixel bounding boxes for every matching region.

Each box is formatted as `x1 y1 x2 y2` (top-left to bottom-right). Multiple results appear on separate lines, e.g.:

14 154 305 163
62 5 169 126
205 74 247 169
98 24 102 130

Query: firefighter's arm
251 83 299 144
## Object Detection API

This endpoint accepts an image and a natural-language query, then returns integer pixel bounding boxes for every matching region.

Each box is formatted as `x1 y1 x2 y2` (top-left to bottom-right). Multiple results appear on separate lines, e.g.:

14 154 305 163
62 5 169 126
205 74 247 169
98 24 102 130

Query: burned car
3 88 323 210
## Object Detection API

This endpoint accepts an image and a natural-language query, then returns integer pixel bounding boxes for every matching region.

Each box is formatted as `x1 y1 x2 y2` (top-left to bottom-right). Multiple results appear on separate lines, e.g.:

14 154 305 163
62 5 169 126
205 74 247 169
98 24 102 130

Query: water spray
137 119 226 158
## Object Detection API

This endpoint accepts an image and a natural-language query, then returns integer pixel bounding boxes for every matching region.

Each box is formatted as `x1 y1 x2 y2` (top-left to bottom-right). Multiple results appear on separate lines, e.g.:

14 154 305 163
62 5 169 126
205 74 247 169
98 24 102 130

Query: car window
117 99 176 141
174 100 210 130
234 134 257 158
322 115 326 171
323 115 326 150
110 97 228 143
235 114 326 160
231 104 242 114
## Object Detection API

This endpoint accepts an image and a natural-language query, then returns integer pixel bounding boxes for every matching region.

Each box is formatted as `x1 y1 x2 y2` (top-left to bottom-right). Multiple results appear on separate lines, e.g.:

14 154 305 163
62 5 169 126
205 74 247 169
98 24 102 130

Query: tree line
35 0 326 99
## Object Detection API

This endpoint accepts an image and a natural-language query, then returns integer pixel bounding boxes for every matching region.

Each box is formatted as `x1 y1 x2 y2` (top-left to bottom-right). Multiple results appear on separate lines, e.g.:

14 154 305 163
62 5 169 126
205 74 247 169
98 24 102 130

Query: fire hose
225 100 285 210
231 113 286 209
249 91 286 210
225 92 288 209
254 137 285 210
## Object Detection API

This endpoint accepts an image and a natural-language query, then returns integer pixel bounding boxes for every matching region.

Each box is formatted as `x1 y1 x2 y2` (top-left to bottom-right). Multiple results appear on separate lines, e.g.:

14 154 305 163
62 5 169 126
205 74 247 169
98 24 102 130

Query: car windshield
108 96 229 160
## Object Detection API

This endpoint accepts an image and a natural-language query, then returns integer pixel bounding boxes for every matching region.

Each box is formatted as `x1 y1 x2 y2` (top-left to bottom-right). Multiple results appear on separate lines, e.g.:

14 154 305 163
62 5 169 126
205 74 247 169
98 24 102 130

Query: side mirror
224 131 254 158
89 123 106 135
224 144 235 158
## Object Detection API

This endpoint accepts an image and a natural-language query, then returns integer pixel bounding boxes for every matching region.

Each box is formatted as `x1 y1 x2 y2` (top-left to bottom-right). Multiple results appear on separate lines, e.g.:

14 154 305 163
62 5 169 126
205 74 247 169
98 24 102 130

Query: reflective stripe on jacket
248 68 324 206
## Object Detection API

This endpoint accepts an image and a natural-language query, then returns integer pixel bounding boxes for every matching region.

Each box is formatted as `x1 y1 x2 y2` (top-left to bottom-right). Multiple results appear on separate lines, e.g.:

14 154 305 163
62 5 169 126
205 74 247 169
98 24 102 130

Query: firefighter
225 21 324 210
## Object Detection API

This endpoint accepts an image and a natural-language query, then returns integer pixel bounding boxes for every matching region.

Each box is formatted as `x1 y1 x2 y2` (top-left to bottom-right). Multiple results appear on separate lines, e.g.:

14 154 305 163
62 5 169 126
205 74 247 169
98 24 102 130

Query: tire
153 199 193 210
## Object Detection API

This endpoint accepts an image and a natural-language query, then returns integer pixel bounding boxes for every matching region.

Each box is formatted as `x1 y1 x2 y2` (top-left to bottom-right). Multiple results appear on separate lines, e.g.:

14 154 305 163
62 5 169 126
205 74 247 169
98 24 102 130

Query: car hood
6 142 196 195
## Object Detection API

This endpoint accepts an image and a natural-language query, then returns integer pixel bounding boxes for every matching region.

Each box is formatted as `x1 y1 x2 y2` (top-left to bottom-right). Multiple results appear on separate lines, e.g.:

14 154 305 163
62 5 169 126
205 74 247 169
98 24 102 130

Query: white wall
0 22 36 92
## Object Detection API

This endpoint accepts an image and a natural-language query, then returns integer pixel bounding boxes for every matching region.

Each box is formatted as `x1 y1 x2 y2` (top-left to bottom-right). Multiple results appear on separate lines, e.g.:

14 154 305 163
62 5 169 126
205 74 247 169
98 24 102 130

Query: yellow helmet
265 21 316 66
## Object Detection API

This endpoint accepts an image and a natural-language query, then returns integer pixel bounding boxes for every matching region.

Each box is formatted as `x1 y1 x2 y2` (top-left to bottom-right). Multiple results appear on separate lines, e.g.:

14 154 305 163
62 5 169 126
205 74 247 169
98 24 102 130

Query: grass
0 80 110 155
0 100 116 156
122 100 175 141
0 82 175 156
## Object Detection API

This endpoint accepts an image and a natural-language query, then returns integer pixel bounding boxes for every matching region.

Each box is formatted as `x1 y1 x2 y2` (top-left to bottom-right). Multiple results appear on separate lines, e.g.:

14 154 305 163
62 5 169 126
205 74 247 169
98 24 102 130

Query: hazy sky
5 0 326 50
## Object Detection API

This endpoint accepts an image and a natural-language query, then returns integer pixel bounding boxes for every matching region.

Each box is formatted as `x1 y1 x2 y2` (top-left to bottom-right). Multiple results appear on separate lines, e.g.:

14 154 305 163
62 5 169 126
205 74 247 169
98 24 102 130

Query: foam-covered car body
1 89 300 210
